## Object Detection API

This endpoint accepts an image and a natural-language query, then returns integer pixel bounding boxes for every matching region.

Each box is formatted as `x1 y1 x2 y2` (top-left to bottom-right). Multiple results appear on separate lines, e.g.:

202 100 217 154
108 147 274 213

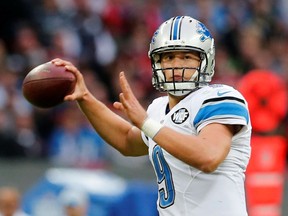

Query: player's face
160 51 200 81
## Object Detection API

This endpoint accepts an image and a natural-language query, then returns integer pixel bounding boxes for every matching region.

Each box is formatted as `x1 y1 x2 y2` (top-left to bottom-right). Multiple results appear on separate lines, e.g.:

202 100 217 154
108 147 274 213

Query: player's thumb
64 94 75 101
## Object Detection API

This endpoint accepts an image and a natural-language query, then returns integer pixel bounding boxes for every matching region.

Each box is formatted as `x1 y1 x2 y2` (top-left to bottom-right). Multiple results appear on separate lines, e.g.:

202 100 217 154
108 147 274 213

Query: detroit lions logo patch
171 108 189 124
196 22 212 42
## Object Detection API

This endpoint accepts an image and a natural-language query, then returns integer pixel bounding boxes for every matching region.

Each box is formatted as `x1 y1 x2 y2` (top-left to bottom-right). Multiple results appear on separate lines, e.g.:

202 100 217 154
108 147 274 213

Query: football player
52 15 251 215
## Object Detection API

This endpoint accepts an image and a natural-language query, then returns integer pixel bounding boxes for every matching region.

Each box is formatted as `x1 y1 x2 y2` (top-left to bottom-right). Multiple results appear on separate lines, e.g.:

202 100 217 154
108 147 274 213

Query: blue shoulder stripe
194 102 249 128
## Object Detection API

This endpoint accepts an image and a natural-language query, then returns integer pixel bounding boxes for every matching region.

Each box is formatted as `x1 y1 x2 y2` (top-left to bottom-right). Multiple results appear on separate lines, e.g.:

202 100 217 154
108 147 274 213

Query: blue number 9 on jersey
152 145 175 208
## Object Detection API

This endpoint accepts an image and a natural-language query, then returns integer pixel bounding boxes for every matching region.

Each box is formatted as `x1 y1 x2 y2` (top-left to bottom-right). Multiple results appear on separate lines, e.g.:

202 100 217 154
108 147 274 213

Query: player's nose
172 68 185 80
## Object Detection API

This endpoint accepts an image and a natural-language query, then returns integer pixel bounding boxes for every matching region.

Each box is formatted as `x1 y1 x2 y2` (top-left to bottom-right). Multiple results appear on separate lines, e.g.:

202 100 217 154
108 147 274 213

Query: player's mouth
173 75 184 81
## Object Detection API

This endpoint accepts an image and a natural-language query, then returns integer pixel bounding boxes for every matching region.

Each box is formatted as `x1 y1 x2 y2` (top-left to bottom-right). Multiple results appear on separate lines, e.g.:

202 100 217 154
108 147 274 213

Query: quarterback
52 16 251 215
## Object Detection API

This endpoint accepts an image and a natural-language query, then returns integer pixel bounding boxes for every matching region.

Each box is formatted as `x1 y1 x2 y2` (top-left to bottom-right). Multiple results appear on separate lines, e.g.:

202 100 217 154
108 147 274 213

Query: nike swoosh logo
217 90 231 96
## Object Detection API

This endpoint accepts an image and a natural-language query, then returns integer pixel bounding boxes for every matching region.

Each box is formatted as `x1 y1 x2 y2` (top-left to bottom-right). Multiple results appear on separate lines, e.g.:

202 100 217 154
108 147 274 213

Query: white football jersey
141 84 251 216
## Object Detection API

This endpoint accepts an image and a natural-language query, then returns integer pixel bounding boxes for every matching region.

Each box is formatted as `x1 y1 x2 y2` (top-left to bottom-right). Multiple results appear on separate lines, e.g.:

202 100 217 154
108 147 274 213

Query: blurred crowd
0 186 30 216
0 0 288 167
0 186 89 216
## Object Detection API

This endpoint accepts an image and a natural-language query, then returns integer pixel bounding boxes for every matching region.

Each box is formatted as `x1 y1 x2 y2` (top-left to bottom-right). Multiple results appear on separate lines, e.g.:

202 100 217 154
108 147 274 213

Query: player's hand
51 58 89 102
113 72 148 128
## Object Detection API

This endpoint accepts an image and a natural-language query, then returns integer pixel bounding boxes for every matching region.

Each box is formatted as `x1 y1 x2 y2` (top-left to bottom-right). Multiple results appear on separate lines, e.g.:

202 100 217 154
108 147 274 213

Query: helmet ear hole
200 53 205 60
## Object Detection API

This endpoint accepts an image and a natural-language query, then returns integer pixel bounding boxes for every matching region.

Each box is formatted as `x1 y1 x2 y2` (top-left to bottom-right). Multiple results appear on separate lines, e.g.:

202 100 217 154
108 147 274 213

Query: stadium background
0 0 288 215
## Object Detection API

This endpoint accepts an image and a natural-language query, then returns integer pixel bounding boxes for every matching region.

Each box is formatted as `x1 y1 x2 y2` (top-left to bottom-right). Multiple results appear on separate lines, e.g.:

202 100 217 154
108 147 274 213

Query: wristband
141 118 163 139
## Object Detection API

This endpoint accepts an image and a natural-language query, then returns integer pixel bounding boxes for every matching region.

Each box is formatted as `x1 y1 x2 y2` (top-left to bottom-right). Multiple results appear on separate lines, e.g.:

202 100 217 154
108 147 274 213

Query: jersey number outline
152 145 175 208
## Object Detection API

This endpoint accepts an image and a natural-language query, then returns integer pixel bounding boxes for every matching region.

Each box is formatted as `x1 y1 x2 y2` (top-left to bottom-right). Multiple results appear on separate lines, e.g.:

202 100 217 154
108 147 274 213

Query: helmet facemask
151 50 212 96
152 67 199 96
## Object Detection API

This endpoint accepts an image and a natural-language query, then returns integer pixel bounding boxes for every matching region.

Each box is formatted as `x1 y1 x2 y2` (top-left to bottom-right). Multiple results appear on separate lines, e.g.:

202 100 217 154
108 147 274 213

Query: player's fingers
119 92 132 111
113 101 124 111
118 92 126 106
119 72 134 99
64 85 84 101
51 58 73 67
65 65 80 75
64 65 85 84
51 58 68 64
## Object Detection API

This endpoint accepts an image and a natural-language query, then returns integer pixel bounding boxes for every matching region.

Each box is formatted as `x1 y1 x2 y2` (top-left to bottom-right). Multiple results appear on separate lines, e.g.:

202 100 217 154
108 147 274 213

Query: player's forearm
153 126 230 173
76 92 134 154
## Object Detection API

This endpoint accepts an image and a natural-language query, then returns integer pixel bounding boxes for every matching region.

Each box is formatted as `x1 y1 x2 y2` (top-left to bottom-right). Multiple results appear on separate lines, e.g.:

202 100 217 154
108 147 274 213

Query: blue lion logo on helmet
151 29 159 45
196 22 212 42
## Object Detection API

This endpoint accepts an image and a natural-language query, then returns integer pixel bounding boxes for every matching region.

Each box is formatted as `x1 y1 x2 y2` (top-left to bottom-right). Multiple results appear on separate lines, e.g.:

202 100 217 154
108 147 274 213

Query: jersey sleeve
193 87 250 133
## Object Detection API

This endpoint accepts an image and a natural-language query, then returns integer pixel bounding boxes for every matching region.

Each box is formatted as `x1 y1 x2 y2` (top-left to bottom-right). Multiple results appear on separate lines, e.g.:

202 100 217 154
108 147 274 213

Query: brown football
22 61 76 108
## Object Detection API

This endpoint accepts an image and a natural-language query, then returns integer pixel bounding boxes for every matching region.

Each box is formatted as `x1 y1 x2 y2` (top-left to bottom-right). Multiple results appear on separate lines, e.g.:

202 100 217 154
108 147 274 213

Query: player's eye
161 54 174 62
185 54 200 61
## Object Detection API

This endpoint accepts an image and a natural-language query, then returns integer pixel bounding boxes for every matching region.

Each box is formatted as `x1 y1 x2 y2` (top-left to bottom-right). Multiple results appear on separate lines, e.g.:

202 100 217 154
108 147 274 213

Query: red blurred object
238 70 287 133
246 136 287 216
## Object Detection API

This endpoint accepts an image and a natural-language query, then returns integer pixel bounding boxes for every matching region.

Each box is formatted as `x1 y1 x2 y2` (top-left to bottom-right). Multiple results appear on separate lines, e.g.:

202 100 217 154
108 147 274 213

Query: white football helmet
148 16 215 96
